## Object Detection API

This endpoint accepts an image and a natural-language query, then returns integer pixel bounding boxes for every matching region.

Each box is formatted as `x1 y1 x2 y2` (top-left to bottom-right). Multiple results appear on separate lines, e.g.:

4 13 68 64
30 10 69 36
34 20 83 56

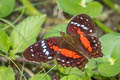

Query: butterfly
23 14 103 69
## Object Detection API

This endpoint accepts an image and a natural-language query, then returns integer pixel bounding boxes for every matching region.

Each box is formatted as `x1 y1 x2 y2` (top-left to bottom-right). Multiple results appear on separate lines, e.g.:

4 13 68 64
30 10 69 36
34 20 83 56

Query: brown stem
0 57 40 65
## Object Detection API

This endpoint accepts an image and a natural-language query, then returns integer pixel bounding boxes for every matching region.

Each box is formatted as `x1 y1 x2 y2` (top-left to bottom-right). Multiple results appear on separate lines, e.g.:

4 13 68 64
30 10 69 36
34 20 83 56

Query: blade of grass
0 54 27 80
20 0 42 16
102 0 120 14
39 65 56 80
94 19 116 33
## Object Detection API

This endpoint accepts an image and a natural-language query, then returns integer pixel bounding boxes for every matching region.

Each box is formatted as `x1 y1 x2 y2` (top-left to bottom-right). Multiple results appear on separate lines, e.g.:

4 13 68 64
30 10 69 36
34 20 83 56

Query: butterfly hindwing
56 49 88 69
86 35 103 58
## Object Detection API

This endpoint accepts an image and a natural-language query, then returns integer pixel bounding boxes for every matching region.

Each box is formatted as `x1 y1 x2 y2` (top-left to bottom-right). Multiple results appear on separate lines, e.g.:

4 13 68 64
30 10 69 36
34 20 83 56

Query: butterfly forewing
23 37 61 62
66 14 96 36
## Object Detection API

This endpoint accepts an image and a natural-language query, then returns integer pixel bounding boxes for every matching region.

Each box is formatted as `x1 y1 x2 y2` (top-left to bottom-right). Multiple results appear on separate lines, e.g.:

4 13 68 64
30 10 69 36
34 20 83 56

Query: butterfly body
23 14 103 69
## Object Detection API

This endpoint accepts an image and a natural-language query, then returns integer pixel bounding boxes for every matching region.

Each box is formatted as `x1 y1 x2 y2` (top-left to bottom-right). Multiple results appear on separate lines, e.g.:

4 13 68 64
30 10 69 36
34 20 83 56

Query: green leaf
59 67 93 78
56 66 86 79
43 24 67 39
0 29 10 53
30 74 50 80
0 66 15 80
56 0 103 17
98 33 120 77
9 50 16 59
85 69 93 78
85 0 93 3
83 71 91 80
84 2 103 17
0 0 15 17
100 33 120 57
86 58 98 70
98 59 120 77
11 15 46 53
61 75 82 80
59 67 83 76
85 58 102 77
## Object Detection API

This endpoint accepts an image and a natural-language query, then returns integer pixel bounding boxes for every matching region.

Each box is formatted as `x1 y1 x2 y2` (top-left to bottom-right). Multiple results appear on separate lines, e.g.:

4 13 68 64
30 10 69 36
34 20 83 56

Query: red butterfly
23 14 103 69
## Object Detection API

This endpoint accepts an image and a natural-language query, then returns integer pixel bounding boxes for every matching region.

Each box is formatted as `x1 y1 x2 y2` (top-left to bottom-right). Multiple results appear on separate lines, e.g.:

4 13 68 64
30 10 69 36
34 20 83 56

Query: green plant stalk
39 65 56 80
0 54 27 80
117 24 120 31
102 0 120 13
3 8 25 31
20 0 42 16
94 19 116 33
83 70 91 80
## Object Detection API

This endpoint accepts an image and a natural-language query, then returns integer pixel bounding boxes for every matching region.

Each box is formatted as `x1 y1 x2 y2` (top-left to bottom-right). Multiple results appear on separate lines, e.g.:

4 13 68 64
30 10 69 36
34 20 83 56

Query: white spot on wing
71 22 74 24
93 40 96 43
45 51 49 56
86 19 88 21
91 37 94 39
35 43 38 46
77 24 80 26
66 61 70 64
62 60 65 62
83 27 88 30
81 25 88 30
81 25 85 27
74 23 77 25
90 29 92 32
30 49 34 52
80 17 83 19
57 58 60 60
31 54 34 57
43 49 47 53
48 56 52 59
95 44 97 47
41 40 45 43
41 43 45 47
98 42 100 44
43 46 47 48
96 51 99 53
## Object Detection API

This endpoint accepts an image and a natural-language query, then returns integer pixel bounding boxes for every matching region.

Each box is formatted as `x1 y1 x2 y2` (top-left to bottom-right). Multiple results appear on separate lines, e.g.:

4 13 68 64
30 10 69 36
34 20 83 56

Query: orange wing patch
60 49 82 59
77 29 92 52
50 45 82 59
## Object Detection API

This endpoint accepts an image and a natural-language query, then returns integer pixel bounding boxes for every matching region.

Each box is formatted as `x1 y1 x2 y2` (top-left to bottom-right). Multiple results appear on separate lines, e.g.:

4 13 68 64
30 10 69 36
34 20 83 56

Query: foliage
0 29 10 53
56 0 103 18
0 66 15 80
30 74 50 80
98 33 120 77
0 0 15 17
0 0 120 80
11 15 46 53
